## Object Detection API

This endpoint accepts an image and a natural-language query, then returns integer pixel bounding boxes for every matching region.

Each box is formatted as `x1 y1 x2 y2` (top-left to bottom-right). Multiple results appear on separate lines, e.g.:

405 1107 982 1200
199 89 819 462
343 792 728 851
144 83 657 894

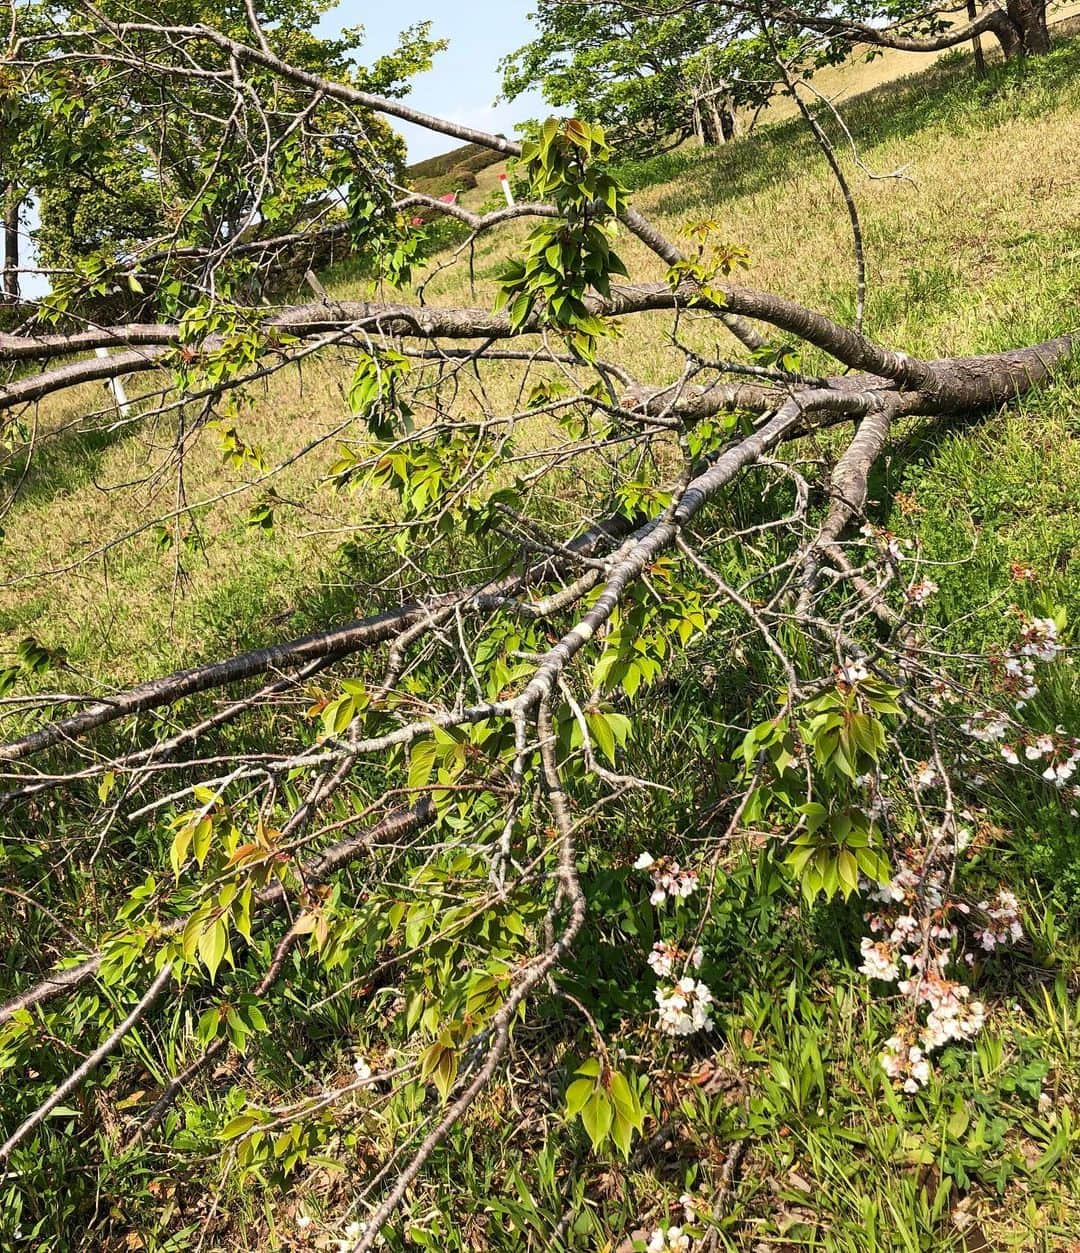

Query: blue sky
320 1 548 161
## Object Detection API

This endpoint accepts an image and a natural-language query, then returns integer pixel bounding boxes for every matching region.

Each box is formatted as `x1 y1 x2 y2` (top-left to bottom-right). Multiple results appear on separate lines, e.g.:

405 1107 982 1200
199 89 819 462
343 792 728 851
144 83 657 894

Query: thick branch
6 288 1068 406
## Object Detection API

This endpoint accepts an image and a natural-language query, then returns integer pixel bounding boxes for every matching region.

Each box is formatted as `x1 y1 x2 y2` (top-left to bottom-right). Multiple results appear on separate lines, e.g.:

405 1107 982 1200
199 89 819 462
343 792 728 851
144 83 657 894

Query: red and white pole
498 172 515 207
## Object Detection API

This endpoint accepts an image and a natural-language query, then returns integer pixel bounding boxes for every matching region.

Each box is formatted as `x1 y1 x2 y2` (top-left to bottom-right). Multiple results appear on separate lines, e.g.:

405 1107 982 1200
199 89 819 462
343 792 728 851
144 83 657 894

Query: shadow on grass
0 405 147 514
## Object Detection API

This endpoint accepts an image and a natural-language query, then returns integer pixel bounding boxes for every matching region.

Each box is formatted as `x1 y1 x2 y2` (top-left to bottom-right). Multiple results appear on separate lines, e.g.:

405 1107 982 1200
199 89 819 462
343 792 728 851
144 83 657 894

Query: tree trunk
695 89 734 146
697 98 719 146
726 94 742 140
1009 0 1051 54
967 0 987 76
991 0 1051 57
2 191 20 302
719 93 738 142
707 94 725 144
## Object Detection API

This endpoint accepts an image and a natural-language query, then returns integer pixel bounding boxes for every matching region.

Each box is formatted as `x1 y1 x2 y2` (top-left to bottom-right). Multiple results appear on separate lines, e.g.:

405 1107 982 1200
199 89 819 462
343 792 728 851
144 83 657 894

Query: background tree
1 190 22 303
19 0 445 281
767 0 1053 60
501 3 783 155
640 0 1053 62
504 0 1059 164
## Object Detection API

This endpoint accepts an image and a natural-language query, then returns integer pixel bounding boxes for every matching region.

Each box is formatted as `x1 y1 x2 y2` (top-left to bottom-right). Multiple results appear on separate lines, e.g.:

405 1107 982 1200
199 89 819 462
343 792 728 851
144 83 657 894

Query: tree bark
1007 0 1051 54
2 191 20 301
726 94 742 140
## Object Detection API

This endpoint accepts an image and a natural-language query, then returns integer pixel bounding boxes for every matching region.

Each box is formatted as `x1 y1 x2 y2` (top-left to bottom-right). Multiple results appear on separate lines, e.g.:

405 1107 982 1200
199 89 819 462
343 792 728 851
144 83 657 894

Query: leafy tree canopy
501 2 785 157
15 0 446 268
503 0 1054 160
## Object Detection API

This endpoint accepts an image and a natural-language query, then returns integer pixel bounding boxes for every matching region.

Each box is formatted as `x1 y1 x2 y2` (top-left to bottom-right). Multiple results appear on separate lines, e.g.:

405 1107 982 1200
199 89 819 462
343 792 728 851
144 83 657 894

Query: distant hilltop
406 141 506 198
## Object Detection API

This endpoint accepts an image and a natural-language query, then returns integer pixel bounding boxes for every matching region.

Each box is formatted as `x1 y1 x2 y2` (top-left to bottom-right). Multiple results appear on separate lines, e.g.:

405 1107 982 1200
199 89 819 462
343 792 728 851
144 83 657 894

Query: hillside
2 31 1080 1252
755 0 1080 121
404 141 506 198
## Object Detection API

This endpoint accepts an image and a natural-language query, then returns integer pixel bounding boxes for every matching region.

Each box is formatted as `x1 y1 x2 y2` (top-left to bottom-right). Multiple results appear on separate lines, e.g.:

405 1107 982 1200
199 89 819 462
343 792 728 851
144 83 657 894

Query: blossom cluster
634 851 699 905
837 656 870 685
994 654 1038 709
881 1036 931 1093
861 522 909 563
844 595 1063 1093
635 854 713 1038
647 940 704 979
859 839 1019 1091
958 614 1066 751
1000 731 1080 787
913 761 943 791
906 577 939 607
960 712 1010 744
336 1219 384 1250
974 888 1023 951
1016 616 1062 662
655 977 715 1037
858 937 900 982
647 1225 691 1251
913 977 986 1053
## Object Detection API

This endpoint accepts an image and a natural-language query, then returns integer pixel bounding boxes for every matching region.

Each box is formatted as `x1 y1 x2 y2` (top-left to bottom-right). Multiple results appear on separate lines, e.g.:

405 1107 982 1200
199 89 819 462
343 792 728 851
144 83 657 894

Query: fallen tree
0 5 1076 1250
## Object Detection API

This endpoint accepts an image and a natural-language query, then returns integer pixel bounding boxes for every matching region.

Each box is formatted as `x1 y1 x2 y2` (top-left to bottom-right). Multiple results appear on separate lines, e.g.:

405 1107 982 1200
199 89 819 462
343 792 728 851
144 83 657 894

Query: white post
94 347 132 416
498 173 515 207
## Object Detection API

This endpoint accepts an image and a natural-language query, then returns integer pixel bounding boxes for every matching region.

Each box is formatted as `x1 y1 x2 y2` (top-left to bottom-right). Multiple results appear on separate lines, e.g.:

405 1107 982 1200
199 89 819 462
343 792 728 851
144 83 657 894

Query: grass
754 0 1080 124
3 33 1080 1253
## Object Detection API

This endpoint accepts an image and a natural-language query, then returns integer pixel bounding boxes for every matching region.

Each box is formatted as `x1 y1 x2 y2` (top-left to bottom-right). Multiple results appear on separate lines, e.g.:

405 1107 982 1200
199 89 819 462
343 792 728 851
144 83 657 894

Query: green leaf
798 801 828 833
565 1077 594 1119
409 738 438 791
192 815 214 868
198 918 228 982
170 824 194 878
232 885 253 942
585 710 616 765
244 1003 268 1033
580 1091 613 1150
97 770 116 804
819 853 840 900
608 1071 636 1119
947 1103 970 1140
837 848 859 897
197 1007 222 1044
321 694 355 738
509 293 533 329
421 1038 459 1103
611 1111 633 1158
220 1113 259 1140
